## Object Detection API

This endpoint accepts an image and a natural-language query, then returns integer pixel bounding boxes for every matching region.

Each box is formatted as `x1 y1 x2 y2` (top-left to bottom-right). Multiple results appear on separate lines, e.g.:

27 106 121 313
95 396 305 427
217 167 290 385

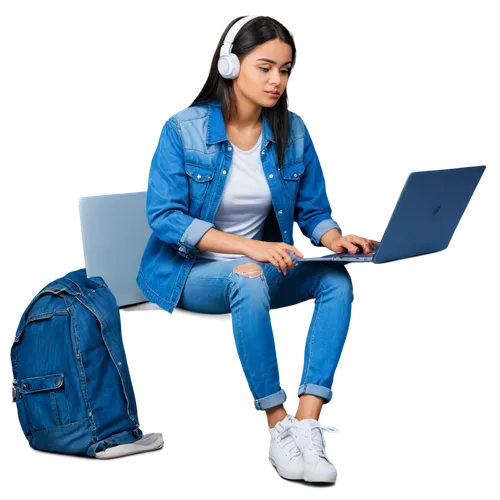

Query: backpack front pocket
14 397 31 437
19 373 70 431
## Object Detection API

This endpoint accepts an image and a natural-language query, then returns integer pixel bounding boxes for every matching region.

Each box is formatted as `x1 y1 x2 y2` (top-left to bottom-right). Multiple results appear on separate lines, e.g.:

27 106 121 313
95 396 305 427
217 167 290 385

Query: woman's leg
263 253 355 421
295 395 325 421
259 255 354 482
177 256 289 428
177 254 354 425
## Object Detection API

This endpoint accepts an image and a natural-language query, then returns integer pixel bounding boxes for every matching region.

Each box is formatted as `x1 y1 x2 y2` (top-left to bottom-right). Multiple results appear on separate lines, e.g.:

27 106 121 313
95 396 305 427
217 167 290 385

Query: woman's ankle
266 405 287 428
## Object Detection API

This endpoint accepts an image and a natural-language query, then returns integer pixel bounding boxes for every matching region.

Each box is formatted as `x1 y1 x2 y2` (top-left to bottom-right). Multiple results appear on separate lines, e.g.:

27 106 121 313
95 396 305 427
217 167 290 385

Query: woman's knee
318 265 354 301
228 263 270 306
230 263 264 279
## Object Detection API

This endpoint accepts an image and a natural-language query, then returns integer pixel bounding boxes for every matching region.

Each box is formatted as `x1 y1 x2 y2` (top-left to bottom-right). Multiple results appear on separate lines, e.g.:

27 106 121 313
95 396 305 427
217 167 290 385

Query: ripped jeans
177 251 354 411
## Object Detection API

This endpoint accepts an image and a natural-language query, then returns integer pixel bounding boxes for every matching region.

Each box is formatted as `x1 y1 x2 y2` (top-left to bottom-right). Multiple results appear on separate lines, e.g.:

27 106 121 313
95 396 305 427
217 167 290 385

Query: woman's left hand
325 233 380 255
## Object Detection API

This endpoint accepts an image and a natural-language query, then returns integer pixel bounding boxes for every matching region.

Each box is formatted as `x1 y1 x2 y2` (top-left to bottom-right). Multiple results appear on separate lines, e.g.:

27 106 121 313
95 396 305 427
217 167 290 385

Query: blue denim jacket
136 98 342 314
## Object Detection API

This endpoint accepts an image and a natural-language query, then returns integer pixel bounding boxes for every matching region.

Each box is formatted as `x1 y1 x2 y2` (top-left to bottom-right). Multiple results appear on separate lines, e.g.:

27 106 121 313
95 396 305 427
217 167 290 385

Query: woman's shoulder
167 101 211 126
287 109 306 140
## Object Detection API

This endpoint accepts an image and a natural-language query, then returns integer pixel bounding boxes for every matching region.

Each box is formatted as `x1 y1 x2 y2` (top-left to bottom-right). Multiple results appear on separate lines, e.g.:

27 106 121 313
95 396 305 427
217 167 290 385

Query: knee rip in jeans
232 263 264 280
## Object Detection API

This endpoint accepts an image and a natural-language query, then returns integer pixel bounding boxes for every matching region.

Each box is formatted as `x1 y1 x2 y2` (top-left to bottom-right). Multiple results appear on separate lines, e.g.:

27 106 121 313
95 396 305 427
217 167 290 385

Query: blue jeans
177 251 354 411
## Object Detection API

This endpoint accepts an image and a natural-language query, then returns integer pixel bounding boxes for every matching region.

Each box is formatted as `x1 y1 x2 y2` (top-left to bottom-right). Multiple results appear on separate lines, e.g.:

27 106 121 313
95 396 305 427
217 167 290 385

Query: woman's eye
259 67 289 75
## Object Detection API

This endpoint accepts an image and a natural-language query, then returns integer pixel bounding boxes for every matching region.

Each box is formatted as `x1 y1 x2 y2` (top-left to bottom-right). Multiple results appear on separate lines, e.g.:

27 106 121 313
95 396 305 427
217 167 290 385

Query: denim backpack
11 268 144 457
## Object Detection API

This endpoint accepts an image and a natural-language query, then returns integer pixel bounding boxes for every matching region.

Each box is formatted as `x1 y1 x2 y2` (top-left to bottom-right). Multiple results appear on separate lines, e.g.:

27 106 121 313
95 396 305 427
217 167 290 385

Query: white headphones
217 15 259 79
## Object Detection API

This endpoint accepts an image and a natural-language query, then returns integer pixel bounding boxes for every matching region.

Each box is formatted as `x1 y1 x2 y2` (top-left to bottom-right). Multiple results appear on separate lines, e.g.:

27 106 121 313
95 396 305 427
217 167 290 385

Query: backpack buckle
9 379 18 404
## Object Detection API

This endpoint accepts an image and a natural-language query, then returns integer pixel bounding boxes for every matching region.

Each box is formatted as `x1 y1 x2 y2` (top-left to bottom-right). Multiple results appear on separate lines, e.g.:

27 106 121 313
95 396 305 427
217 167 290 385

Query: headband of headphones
219 15 259 58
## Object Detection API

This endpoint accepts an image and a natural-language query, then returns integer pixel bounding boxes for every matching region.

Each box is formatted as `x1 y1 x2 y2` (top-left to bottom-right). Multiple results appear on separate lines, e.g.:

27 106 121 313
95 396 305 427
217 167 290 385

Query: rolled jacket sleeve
294 120 342 247
146 119 214 254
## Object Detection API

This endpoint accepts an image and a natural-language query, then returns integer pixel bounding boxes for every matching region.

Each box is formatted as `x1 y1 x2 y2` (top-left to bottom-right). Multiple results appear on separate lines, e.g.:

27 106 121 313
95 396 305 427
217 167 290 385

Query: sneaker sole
304 481 338 490
303 469 337 484
304 476 340 488
268 456 304 481
271 464 305 485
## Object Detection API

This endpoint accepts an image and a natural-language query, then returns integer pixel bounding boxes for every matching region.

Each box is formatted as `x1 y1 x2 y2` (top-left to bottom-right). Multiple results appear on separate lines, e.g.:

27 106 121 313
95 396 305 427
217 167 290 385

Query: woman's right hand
243 240 304 275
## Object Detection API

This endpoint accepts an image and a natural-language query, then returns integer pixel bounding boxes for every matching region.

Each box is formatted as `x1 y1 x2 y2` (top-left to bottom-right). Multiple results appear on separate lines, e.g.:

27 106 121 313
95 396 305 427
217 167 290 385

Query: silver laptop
79 191 152 308
298 162 488 264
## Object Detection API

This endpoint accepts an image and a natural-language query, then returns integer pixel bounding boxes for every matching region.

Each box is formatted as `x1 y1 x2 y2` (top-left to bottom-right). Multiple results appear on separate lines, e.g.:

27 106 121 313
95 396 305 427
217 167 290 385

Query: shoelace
275 423 302 458
303 424 339 458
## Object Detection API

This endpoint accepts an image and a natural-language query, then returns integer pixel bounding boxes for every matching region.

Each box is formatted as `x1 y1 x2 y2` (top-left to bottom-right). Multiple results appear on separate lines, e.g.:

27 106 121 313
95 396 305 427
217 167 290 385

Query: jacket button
262 150 266 155
278 210 283 214
228 146 232 151
76 353 80 360
269 174 274 179
222 170 227 174
293 173 298 177
197 174 202 179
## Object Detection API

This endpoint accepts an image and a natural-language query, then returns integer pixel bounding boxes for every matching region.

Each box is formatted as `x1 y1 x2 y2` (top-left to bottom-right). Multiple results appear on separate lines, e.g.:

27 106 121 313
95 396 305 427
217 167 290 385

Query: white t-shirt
196 130 272 261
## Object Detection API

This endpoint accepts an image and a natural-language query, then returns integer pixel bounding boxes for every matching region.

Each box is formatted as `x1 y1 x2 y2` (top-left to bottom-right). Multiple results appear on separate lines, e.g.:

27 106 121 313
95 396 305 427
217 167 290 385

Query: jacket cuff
311 219 342 247
179 219 214 256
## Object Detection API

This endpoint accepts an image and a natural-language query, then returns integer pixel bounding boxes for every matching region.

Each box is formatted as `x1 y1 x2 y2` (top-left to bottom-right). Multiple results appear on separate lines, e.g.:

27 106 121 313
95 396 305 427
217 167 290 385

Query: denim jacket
136 98 342 314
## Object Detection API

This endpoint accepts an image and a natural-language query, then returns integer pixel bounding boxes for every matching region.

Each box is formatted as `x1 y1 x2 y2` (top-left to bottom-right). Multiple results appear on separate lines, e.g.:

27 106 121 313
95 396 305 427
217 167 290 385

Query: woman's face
234 38 292 108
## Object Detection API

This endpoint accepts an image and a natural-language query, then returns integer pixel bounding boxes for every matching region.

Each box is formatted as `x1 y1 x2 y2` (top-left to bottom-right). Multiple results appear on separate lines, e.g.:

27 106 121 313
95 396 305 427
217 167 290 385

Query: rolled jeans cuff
254 388 287 411
298 383 333 404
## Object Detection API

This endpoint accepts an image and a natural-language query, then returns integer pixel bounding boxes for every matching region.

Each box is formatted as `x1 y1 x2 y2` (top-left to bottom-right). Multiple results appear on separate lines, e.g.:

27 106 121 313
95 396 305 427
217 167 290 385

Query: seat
77 189 230 322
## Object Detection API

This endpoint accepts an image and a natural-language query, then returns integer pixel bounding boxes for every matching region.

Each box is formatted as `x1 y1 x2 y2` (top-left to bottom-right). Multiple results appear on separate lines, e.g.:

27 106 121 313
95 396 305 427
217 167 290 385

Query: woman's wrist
320 228 342 248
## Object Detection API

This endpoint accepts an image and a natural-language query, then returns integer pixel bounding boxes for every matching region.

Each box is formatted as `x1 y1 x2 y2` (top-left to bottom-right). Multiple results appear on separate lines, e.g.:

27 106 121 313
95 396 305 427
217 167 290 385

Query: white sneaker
291 418 339 483
268 414 304 480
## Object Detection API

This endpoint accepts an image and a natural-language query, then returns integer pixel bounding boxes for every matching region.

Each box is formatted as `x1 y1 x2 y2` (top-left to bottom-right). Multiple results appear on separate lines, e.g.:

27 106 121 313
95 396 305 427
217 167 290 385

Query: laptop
296 165 485 264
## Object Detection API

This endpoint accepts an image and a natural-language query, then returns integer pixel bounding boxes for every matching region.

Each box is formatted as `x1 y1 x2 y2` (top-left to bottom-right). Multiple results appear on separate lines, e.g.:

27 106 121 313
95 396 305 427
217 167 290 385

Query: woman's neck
227 95 262 131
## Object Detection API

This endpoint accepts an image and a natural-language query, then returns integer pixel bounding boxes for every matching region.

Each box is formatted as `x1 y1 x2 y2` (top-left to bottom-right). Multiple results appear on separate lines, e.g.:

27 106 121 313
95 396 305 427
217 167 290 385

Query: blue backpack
11 268 143 457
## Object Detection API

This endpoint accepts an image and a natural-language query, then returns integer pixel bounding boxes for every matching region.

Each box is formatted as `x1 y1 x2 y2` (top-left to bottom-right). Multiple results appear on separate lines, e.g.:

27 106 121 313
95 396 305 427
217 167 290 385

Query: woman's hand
243 240 304 275
324 232 380 254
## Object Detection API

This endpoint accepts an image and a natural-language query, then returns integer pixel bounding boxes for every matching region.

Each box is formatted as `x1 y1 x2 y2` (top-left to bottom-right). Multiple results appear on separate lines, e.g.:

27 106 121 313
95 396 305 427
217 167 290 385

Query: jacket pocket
280 161 305 200
185 163 215 202
19 373 70 431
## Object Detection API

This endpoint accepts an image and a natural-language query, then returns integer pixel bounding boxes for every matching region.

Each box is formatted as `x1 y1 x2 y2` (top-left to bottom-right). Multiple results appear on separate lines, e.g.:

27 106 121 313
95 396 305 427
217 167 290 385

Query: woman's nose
269 70 283 84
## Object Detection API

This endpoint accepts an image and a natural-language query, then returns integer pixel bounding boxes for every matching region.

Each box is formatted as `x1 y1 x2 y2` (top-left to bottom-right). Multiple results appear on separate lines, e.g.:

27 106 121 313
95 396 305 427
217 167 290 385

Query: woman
137 15 379 483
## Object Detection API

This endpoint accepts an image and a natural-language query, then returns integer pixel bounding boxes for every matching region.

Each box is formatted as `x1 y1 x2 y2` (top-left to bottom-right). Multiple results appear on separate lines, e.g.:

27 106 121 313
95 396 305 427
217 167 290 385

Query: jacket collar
206 97 275 146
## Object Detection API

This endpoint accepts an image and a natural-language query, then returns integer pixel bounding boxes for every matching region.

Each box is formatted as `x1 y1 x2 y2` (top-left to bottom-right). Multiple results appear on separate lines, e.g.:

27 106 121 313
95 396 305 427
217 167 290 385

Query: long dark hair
189 15 297 170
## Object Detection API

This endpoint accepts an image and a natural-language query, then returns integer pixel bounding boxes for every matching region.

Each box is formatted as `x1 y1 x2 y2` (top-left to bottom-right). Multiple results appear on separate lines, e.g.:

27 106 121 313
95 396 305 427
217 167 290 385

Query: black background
3 8 495 492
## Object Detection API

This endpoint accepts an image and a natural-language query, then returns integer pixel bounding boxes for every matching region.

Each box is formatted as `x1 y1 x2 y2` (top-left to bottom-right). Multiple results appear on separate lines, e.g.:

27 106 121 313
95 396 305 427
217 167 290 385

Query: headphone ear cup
227 53 240 79
217 54 233 78
218 53 240 79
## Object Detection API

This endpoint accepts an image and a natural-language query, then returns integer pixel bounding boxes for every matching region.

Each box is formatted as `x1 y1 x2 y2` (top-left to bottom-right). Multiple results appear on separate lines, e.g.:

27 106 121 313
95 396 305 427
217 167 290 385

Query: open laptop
296 165 485 264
